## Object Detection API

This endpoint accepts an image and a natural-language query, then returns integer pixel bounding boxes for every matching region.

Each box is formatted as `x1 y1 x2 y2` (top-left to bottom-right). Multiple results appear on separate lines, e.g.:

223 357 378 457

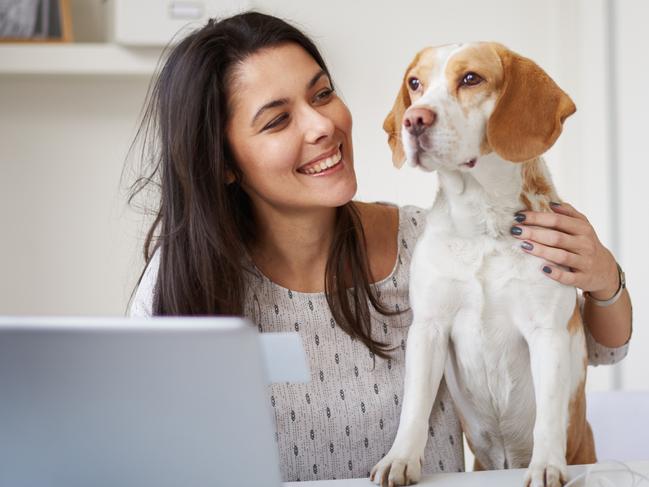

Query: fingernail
514 213 526 223
543 266 552 274
550 201 561 207
521 241 533 251
510 226 522 236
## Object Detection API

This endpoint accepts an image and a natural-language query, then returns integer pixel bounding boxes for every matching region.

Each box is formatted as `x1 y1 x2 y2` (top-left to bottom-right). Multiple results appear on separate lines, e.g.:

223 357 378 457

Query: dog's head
384 42 576 172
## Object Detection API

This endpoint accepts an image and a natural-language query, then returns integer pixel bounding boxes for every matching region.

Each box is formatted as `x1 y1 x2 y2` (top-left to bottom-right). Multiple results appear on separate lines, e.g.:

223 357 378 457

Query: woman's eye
315 88 334 102
408 77 421 91
461 72 484 87
263 114 289 131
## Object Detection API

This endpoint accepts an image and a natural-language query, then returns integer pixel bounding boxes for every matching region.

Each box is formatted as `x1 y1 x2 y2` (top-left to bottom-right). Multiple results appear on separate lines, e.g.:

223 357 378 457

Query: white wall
0 77 149 315
615 0 649 391
0 0 644 390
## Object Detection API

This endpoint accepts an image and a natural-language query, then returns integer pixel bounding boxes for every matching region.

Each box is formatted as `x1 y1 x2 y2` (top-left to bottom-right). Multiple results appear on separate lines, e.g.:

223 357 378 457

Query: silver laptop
0 316 308 487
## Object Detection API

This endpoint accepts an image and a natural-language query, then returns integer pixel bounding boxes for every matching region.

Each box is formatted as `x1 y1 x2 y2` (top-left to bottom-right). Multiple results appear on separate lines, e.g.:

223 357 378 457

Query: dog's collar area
460 158 478 168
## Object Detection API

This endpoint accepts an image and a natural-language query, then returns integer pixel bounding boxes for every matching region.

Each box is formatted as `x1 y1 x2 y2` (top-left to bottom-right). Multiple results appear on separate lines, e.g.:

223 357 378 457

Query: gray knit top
129 204 630 482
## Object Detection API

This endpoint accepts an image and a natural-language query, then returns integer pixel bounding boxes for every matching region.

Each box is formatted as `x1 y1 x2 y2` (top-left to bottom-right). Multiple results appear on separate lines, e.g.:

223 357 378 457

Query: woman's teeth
299 150 342 174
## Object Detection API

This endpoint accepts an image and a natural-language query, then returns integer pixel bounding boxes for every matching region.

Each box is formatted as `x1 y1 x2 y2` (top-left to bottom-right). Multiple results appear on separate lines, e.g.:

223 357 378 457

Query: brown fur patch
518 158 557 212
519 193 533 211
521 158 552 195
567 298 582 336
566 378 597 465
444 43 504 117
566 298 596 464
486 42 576 163
407 47 439 99
383 47 437 167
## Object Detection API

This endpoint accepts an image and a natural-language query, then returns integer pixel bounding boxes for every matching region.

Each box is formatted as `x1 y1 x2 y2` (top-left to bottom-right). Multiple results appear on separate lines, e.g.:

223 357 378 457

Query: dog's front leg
524 328 571 487
370 321 450 487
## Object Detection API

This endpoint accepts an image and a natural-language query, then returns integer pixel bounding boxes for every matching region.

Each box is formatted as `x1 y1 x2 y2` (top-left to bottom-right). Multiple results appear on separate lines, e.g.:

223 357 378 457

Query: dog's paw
524 461 568 487
369 449 422 487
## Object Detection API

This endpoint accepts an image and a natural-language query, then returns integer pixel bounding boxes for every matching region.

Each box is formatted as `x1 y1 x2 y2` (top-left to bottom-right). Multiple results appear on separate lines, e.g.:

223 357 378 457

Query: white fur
371 43 587 487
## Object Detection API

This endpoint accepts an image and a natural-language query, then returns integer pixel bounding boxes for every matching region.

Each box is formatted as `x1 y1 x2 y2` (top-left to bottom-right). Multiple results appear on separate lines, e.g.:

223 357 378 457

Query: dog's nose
403 107 436 136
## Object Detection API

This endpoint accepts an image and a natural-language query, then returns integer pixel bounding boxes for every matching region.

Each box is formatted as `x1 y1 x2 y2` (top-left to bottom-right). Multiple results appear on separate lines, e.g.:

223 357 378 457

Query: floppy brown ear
486 44 576 163
383 51 423 168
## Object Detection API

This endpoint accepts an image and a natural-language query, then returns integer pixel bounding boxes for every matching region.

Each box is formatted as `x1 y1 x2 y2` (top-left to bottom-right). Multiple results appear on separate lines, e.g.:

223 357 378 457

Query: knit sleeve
399 204 428 241
579 291 631 366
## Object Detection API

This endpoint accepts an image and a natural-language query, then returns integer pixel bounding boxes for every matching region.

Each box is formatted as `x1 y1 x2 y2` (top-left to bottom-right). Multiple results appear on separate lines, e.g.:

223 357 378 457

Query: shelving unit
0 43 164 76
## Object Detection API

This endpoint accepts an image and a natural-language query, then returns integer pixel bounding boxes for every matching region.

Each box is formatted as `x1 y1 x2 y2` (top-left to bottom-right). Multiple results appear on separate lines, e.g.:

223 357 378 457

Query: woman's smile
297 144 344 175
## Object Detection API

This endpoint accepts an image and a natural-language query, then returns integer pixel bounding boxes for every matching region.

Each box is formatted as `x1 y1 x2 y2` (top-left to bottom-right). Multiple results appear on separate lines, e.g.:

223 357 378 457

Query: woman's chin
328 179 358 207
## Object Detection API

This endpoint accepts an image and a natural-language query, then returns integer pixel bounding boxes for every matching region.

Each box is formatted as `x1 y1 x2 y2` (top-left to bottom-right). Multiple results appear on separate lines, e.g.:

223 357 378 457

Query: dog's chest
421 216 539 287
420 173 543 286
415 185 548 418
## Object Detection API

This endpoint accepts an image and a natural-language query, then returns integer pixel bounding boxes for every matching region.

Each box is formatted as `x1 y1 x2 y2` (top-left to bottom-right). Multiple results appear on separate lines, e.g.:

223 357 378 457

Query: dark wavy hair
126 11 399 360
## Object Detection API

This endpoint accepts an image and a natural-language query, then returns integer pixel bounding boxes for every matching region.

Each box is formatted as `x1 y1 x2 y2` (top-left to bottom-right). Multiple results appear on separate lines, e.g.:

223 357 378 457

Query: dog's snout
403 107 436 136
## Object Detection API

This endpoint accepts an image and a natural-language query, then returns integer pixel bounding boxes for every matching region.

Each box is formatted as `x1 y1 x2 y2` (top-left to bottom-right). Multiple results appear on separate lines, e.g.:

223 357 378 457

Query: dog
369 42 596 487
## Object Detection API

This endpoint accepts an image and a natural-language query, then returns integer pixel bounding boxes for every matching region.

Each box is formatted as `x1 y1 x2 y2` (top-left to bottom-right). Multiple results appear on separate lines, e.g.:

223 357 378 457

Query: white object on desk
283 461 649 486
259 331 310 383
587 391 649 461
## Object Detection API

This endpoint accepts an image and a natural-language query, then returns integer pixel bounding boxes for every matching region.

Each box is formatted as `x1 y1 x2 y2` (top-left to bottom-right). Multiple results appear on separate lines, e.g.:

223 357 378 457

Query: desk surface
284 460 649 486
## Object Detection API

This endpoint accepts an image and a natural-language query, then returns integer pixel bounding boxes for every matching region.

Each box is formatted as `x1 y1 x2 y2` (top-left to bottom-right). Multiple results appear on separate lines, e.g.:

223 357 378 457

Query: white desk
284 460 649 486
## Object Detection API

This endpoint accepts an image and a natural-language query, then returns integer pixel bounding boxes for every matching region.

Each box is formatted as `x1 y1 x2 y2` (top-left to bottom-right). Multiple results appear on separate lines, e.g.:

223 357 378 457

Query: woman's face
226 43 356 215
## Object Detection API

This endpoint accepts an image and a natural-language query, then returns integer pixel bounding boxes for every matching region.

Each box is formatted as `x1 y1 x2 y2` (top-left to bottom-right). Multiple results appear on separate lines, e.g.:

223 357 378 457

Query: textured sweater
129 204 629 482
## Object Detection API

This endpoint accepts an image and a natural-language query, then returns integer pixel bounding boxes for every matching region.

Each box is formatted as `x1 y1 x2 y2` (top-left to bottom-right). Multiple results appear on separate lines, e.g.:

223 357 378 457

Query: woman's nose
301 106 335 144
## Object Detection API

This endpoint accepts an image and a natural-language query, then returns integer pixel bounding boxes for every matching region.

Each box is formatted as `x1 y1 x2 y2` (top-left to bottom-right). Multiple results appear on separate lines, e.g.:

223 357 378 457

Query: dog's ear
486 44 576 163
383 51 424 168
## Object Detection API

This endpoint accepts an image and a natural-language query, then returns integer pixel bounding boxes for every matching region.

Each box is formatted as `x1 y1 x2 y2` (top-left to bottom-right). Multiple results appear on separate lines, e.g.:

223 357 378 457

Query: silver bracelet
584 262 626 307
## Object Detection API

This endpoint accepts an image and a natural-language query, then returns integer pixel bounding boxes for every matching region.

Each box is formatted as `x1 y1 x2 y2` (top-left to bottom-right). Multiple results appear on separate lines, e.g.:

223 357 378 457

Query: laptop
0 316 309 487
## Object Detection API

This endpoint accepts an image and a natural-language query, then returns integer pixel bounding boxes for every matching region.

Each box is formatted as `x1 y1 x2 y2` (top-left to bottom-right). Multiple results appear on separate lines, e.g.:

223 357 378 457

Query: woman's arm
582 265 632 348
510 201 632 354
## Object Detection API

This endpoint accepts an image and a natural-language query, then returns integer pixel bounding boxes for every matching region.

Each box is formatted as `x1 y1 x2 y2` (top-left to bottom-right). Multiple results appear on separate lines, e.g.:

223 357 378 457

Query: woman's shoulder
128 248 161 318
355 201 427 239
354 202 398 282
354 201 428 283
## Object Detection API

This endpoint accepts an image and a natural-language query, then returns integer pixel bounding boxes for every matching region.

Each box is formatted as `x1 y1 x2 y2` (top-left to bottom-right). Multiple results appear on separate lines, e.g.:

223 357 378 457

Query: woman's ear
486 43 576 163
225 168 236 185
383 50 424 168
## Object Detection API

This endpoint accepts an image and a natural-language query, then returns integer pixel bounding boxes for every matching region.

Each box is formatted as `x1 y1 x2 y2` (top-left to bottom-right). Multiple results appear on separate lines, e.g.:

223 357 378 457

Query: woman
128 12 632 482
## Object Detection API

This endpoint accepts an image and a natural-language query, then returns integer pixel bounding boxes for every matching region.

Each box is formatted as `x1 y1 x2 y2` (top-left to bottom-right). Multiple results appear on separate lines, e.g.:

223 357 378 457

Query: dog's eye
461 72 484 87
407 77 422 91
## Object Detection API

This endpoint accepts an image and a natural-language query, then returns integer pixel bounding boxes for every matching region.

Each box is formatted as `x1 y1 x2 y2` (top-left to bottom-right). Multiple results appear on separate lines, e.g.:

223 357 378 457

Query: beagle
370 43 595 487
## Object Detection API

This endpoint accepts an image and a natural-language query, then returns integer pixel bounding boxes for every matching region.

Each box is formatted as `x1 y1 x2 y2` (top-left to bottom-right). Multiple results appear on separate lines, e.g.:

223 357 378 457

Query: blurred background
0 0 646 397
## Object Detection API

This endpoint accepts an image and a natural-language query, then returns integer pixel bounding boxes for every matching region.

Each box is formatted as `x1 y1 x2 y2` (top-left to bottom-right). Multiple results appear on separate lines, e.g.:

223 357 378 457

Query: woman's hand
510 201 620 297
510 201 632 349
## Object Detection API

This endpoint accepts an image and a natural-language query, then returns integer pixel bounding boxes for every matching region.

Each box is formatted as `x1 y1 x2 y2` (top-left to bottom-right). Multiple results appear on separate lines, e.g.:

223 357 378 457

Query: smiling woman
125 11 631 484
225 43 356 214
125 12 396 338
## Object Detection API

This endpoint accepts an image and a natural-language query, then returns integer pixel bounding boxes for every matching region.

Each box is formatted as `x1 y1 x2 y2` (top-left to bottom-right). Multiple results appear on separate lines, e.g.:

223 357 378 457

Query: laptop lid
0 316 289 487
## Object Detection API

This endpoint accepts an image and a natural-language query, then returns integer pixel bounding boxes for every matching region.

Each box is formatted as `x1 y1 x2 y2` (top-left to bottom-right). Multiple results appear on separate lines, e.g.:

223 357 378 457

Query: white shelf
0 43 164 76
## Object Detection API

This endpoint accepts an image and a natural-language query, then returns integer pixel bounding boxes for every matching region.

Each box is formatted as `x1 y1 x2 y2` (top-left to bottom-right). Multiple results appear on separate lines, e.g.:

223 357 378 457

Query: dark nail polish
514 213 526 223
521 241 533 251
550 201 561 207
543 266 552 274
510 226 522 236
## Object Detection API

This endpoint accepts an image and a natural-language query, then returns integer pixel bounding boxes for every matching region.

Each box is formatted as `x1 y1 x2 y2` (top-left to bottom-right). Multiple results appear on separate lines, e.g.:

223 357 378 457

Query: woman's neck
250 204 337 293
